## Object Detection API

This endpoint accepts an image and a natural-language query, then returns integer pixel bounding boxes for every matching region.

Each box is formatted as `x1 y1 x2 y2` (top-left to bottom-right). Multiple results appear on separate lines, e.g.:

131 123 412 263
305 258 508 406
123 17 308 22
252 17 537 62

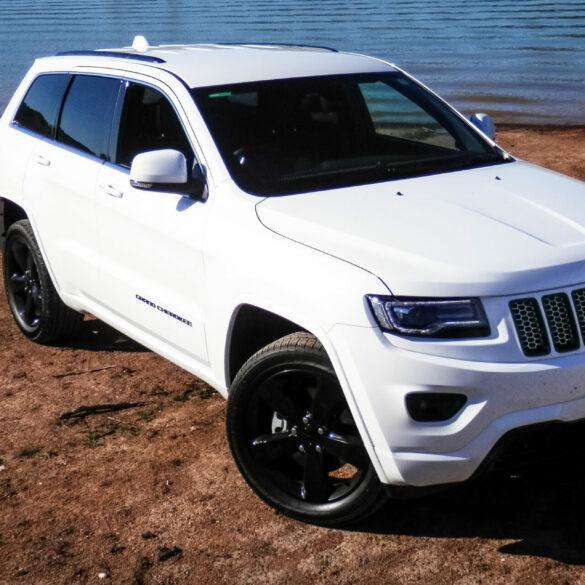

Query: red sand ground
1 126 585 585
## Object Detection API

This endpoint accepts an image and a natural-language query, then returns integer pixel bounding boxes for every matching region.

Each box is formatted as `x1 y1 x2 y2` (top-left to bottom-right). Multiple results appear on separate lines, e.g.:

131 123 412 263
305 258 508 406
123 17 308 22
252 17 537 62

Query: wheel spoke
9 274 26 292
323 432 370 468
31 287 43 316
259 375 304 422
10 241 29 273
24 289 35 323
251 432 299 463
301 449 330 502
310 376 341 422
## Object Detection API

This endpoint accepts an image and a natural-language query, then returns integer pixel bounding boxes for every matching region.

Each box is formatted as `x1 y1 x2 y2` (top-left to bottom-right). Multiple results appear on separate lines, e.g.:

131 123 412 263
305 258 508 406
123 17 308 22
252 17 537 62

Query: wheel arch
0 198 28 250
226 304 305 385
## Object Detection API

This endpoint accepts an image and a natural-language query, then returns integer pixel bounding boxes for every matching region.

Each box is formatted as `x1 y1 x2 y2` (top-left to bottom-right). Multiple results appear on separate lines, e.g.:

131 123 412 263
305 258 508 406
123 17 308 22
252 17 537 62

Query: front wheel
2 219 82 343
226 332 386 526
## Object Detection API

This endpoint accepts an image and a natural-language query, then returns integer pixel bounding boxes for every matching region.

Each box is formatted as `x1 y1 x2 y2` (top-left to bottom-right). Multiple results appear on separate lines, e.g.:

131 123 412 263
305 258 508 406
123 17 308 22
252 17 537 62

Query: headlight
367 295 490 338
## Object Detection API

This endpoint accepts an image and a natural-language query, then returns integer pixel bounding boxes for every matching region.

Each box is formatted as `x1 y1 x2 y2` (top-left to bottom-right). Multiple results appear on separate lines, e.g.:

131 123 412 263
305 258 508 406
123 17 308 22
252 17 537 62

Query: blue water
0 0 583 124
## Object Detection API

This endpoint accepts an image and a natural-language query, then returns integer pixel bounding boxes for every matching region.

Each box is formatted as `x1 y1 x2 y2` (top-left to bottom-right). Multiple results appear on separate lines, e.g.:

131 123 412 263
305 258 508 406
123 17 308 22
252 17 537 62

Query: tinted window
192 72 504 196
57 75 121 159
360 80 458 150
116 83 191 168
13 74 71 137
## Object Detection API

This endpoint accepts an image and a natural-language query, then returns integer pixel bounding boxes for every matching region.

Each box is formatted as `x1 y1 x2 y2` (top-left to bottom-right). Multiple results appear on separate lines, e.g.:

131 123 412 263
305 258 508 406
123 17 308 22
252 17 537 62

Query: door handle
35 154 51 167
100 184 123 198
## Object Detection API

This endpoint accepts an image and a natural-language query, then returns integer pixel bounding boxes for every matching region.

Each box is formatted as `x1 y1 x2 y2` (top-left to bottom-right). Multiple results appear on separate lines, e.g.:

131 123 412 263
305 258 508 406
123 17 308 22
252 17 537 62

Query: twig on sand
54 366 116 379
59 402 149 420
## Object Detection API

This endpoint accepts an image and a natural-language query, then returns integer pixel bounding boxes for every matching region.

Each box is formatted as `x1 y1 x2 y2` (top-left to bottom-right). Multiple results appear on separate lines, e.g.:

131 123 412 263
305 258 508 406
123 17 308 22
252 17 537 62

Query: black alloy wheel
226 332 386 526
5 230 43 334
3 220 82 343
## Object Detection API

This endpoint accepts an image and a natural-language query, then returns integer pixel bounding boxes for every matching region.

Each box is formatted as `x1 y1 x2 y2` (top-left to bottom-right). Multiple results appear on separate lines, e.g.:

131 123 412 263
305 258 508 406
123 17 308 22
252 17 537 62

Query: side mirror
470 113 495 141
130 149 206 200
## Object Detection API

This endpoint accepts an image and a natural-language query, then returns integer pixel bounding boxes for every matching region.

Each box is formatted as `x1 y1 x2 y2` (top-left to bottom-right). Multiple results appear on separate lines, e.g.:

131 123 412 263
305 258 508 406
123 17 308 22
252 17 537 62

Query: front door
92 82 210 365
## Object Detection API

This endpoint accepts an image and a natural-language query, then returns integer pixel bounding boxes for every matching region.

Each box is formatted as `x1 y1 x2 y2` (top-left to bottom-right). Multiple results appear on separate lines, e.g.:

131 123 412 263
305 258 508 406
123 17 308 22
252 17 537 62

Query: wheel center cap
297 413 326 446
301 424 316 443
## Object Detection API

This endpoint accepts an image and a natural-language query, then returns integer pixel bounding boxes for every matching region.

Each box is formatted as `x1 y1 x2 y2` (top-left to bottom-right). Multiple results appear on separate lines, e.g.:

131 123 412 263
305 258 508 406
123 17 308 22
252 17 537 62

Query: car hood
255 161 585 297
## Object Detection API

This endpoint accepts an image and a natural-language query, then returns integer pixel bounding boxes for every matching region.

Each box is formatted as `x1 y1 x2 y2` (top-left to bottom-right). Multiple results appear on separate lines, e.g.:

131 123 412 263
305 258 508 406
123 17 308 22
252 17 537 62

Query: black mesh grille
542 293 579 352
510 298 550 356
571 288 585 336
510 289 585 357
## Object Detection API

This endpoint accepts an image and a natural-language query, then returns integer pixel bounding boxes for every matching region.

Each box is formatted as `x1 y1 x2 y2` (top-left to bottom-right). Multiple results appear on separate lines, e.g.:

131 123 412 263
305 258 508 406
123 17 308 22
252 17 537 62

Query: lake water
0 0 583 124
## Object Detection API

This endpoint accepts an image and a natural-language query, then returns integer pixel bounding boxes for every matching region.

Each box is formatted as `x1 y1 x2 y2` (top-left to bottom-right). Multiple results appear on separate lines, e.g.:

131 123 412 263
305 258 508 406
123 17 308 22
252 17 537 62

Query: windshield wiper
383 151 508 176
281 160 386 182
448 151 508 169
279 151 509 185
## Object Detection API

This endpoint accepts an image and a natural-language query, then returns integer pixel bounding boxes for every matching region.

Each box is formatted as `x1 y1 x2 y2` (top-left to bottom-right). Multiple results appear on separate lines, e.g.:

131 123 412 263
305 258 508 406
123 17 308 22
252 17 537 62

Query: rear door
22 74 122 296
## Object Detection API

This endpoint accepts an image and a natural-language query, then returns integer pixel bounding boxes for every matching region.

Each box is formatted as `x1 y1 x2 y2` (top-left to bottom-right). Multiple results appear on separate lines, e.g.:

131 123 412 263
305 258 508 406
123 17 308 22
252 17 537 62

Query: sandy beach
497 125 585 182
1 125 585 585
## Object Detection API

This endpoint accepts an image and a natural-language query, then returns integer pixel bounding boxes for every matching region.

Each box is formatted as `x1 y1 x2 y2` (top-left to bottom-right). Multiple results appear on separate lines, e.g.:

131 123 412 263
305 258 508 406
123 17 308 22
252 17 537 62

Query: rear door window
13 74 71 138
57 75 121 160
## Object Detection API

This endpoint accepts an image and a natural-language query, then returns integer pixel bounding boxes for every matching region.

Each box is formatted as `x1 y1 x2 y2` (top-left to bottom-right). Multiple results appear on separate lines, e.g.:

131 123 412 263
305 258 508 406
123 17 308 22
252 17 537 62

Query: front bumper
329 323 585 487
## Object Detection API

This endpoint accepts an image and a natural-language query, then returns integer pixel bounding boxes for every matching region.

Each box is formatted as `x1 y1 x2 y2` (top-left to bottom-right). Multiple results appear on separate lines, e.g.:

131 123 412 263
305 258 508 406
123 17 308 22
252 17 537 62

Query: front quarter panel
202 182 393 480
203 184 390 383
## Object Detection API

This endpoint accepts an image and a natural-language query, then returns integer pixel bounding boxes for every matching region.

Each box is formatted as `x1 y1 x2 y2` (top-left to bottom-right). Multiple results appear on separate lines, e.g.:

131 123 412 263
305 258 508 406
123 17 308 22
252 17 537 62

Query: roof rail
215 42 338 53
56 50 166 64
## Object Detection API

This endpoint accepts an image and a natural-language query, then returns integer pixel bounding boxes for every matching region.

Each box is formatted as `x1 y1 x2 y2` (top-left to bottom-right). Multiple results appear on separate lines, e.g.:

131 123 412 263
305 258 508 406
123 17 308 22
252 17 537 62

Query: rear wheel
2 220 82 343
226 332 386 526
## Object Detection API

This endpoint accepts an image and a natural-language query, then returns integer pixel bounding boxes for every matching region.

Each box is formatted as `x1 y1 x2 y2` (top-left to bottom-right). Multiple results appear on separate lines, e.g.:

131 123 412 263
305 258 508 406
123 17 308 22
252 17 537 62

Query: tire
2 219 83 343
226 332 387 526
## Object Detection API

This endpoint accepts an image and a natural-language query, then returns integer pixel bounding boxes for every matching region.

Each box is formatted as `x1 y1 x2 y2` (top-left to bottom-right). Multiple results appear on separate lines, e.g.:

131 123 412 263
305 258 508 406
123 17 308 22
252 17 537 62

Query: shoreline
495 125 585 183
497 123 585 133
498 123 585 131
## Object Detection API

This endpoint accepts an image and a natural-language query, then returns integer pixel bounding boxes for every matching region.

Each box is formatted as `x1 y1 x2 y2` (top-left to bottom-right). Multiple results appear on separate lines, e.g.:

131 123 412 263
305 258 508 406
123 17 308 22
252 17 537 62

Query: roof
55 38 393 88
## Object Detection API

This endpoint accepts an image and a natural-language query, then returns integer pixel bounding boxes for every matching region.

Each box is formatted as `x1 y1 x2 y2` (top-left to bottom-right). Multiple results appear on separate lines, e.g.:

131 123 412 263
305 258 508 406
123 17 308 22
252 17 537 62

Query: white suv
2 37 585 526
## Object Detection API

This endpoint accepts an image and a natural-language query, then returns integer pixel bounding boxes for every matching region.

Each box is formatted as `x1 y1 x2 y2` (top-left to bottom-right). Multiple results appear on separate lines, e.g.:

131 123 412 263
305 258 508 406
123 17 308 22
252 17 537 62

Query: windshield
191 72 508 196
